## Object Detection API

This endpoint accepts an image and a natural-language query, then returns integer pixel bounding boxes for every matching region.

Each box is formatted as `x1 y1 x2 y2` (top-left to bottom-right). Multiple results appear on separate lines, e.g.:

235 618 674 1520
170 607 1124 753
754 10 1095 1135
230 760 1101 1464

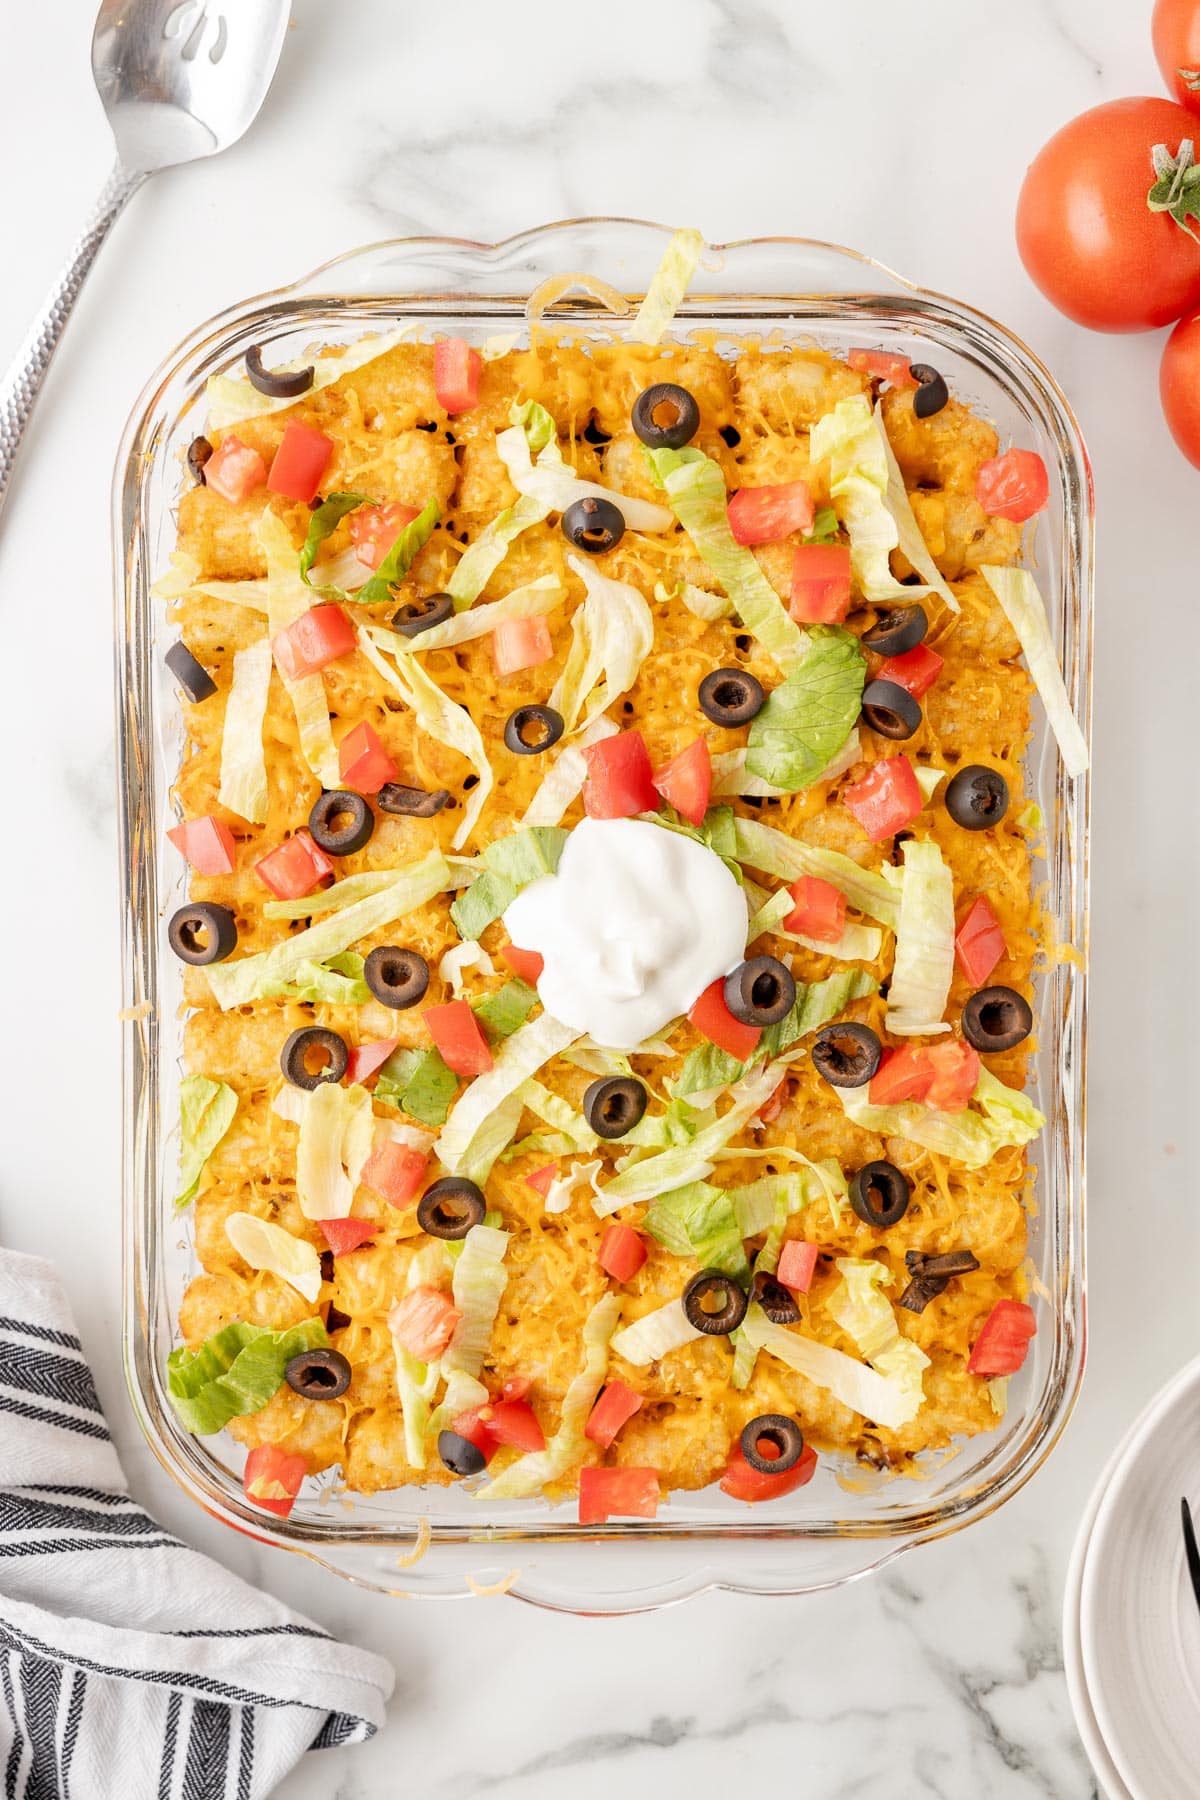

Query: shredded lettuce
295 1080 374 1219
877 404 959 611
206 329 411 428
434 1012 582 1176
548 555 655 733
260 512 339 789
167 1317 328 1435
670 1043 744 1102
980 565 1089 777
653 576 733 623
758 969 878 1060
643 1180 749 1278
520 714 619 826
441 1223 510 1381
731 1165 841 1238
631 227 704 343
593 1059 783 1215
370 573 564 658
250 952 370 1006
474 979 538 1041
746 885 883 964
500 400 673 534
732 817 901 931
449 826 568 941
390 1339 437 1469
375 1046 458 1128
224 1213 322 1305
447 404 557 608
517 1079 599 1153
740 1302 918 1430
810 395 930 605
299 491 371 590
828 1257 929 1424
261 870 401 921
175 1075 237 1210
355 498 440 607
618 1093 714 1153
838 1066 1045 1169
885 839 955 1037
745 627 866 792
713 727 862 800
458 1086 527 1188
611 1297 703 1367
439 940 495 998
914 765 945 802
542 1157 604 1214
216 636 271 824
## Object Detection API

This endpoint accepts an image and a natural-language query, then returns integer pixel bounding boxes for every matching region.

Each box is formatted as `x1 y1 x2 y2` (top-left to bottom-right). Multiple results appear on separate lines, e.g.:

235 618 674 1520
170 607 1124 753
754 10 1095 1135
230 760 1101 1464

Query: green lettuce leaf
175 1075 238 1210
980 564 1089 778
252 952 369 1006
631 227 704 343
643 1180 749 1279
593 1059 784 1215
670 1043 745 1101
885 838 954 1037
354 497 440 606
167 1317 329 1435
837 1066 1045 1169
449 827 568 940
758 968 879 1059
217 637 272 824
745 626 866 792
299 491 372 589
375 1046 459 1128
474 979 538 1041
515 1079 599 1153
548 555 655 733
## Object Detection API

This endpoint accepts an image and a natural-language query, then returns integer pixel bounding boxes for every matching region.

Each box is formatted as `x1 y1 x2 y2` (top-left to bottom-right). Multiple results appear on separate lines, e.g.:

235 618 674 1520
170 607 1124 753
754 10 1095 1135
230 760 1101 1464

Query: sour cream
502 816 748 1050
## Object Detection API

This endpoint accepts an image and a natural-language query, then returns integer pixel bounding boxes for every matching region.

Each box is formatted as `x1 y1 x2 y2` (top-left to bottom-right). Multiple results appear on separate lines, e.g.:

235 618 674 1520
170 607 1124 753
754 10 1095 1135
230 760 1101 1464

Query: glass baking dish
114 219 1091 1613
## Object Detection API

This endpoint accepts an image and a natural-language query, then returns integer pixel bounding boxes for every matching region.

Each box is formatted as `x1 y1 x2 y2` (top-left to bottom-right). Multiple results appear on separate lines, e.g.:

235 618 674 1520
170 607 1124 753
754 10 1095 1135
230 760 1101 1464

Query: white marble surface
1 0 1198 1793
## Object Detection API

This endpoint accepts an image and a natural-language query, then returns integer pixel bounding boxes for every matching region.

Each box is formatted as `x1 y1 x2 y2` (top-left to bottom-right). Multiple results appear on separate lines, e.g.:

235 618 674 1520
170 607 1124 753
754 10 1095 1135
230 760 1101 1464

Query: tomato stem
1148 138 1200 243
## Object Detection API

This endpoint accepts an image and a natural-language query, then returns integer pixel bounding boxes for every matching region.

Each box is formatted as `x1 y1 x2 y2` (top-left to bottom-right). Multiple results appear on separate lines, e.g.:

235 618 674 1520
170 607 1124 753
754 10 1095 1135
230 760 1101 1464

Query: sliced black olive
631 381 700 450
723 955 795 1027
740 1413 805 1474
325 1303 353 1334
911 363 949 420
319 1250 335 1283
682 1269 748 1336
438 1429 487 1476
561 495 625 555
245 342 315 398
811 1022 882 1089
849 1161 911 1229
898 1247 980 1313
280 1026 349 1090
861 678 922 741
861 604 928 657
363 946 429 1010
391 592 454 638
961 986 1033 1053
583 1076 648 1140
284 1347 352 1400
165 639 217 704
898 1276 943 1315
751 1271 800 1325
418 1177 487 1240
377 782 451 818
945 765 1009 830
187 435 212 485
504 705 564 756
308 789 374 856
167 902 237 966
698 668 765 726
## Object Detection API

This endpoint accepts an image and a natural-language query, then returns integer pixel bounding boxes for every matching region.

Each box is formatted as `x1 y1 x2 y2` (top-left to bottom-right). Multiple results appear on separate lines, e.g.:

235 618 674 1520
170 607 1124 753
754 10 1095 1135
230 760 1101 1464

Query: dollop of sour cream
502 817 748 1050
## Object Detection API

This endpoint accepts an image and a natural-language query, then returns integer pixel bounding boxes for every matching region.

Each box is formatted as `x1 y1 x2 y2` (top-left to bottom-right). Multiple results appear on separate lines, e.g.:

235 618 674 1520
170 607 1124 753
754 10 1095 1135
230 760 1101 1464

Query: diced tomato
843 756 923 841
967 1299 1037 1377
757 1075 790 1124
877 643 944 699
688 977 762 1060
361 1141 428 1208
585 1381 644 1449
869 1044 934 1105
525 1162 558 1199
267 421 334 504
203 435 267 505
345 1038 399 1085
777 1239 819 1294
166 815 236 876
727 480 815 546
499 944 544 984
448 1408 493 1459
581 731 658 819
454 1399 546 1455
651 737 712 828
492 616 553 676
348 501 419 571
390 1286 462 1362
317 1216 376 1256
955 896 1007 988
720 1441 818 1502
790 542 853 623
783 875 845 945
597 1223 647 1284
254 830 334 900
924 1039 981 1113
272 605 356 681
975 448 1049 523
848 349 915 388
434 337 483 413
424 1000 493 1077
243 1445 307 1519
500 1377 532 1402
578 1466 659 1525
338 720 399 794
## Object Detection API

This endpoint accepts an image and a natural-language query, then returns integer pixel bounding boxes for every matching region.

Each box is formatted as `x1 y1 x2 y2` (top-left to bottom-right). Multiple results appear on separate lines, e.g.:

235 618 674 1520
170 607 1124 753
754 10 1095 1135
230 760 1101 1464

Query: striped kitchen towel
0 1248 394 1799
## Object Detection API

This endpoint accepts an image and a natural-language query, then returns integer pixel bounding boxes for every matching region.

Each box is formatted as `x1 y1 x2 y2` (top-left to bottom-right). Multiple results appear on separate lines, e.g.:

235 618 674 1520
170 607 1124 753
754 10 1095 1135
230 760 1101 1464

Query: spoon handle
0 161 146 526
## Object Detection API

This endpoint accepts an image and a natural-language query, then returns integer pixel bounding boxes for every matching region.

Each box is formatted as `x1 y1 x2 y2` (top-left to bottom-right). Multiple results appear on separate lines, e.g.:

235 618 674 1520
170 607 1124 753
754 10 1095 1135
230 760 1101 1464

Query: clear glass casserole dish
114 218 1091 1613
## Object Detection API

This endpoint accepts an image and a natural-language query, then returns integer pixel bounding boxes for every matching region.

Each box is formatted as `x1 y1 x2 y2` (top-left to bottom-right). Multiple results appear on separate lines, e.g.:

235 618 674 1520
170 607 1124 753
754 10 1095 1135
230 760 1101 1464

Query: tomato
843 756 923 841
869 1044 934 1106
492 616 552 675
338 720 399 794
317 1216 376 1255
1160 308 1200 465
975 450 1049 524
777 1239 819 1294
434 337 483 412
578 1466 659 1525
652 737 712 827
967 1299 1037 1377
424 1000 493 1077
243 1446 307 1519
349 501 418 571
500 1377 532 1402
877 643 944 699
847 349 915 388
924 1040 981 1113
783 875 845 944
1016 97 1200 331
204 435 267 505
1154 0 1200 112
726 480 815 546
345 1038 399 1085
757 1075 790 1124
790 542 852 623
688 978 762 1060
166 815 236 876
267 421 334 503
719 1441 817 1502
254 830 334 900
361 1140 428 1208
585 1381 644 1449
272 604 356 681
478 1399 545 1453
597 1223 647 1284
499 943 544 984
581 731 658 819
525 1162 558 1198
389 1286 462 1361
955 896 1007 988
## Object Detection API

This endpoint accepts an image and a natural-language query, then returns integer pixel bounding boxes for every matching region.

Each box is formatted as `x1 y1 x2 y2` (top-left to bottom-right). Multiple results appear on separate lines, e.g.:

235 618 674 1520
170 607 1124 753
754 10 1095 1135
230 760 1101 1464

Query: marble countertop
2 0 1198 1792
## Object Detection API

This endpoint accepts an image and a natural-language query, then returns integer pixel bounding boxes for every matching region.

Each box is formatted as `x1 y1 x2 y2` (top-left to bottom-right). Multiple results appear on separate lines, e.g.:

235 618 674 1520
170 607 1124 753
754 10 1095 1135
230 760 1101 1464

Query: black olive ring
561 495 625 555
751 1270 800 1325
724 955 796 1027
861 603 928 657
740 1413 805 1474
811 1022 882 1089
167 902 237 966
945 764 1009 830
391 592 454 638
284 1347 352 1400
438 1429 487 1477
631 381 701 451
583 1076 648 1140
849 1160 912 1230
504 705 565 756
281 1026 349 1091
187 435 213 486
961 986 1033 1053
698 668 765 727
377 782 451 817
682 1269 749 1336
165 639 217 704
245 343 315 398
308 789 375 856
363 946 429 1010
911 363 950 420
861 678 922 741
418 1178 487 1240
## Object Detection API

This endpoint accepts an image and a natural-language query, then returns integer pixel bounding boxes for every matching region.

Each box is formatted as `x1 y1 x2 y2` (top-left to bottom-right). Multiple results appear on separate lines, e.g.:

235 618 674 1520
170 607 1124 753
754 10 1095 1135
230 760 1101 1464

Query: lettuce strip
643 1180 749 1279
299 491 372 590
732 816 901 931
294 1079 374 1219
500 400 672 534
877 403 959 612
593 1059 783 1214
217 636 272 824
885 838 955 1037
548 556 655 734
433 1013 582 1175
224 1213 322 1305
367 573 564 657
260 512 340 790
375 1045 458 1128
746 885 883 964
449 827 568 941
631 227 704 343
838 1066 1045 1169
439 940 495 998
167 1317 328 1435
175 1075 237 1210
610 1298 703 1367
980 565 1089 777
653 576 733 623
809 395 931 605
441 1223 511 1381
740 1303 918 1431
828 1257 929 1425
206 330 411 428
516 1079 599 1153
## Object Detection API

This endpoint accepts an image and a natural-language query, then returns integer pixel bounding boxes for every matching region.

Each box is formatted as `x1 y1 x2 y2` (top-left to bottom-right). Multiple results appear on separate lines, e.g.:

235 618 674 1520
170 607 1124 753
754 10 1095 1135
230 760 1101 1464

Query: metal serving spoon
0 0 290 525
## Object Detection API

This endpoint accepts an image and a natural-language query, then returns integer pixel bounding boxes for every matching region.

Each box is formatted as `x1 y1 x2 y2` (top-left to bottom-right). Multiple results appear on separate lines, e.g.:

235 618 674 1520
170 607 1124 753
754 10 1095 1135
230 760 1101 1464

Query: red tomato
492 616 553 676
924 1040 981 1113
1155 0 1200 111
581 731 658 819
317 1216 376 1255
361 1140 428 1208
499 943 544 984
790 542 853 622
424 1000 493 1077
967 1299 1037 1377
525 1162 558 1198
955 897 1007 988
688 978 762 1060
720 1441 817 1502
267 422 334 503
390 1286 462 1361
204 435 267 505
1016 97 1200 331
479 1399 545 1452
975 450 1049 524
843 757 923 841
877 643 944 699
338 720 399 794
777 1239 819 1294
651 737 712 827
166 815 236 876
585 1381 644 1449
757 1075 790 1124
726 480 815 546
597 1223 647 1284
1160 308 1200 465
578 1466 659 1525
254 830 334 900
500 1377 532 1402
272 605 356 681
869 1044 934 1106
349 501 419 571
434 337 483 412
848 349 915 387
243 1445 307 1518
783 875 845 944
345 1038 399 1085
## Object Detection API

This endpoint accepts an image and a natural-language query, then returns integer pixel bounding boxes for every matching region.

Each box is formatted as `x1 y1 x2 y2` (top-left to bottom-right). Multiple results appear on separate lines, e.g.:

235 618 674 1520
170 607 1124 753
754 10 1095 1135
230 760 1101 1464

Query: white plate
1063 1417 1139 1800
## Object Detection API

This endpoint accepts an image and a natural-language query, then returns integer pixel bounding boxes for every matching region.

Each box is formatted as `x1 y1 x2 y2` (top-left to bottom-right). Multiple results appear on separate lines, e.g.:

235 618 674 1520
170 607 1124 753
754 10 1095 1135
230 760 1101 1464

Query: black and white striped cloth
0 1249 394 1799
